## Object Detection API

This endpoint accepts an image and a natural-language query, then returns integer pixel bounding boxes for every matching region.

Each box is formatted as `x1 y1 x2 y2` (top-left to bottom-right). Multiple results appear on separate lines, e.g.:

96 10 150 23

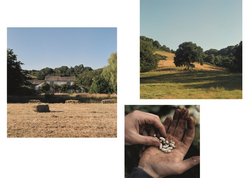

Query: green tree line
140 35 242 73
8 48 117 95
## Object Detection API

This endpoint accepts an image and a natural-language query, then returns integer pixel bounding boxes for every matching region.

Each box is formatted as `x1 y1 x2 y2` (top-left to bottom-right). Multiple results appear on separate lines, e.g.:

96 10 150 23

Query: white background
0 0 248 177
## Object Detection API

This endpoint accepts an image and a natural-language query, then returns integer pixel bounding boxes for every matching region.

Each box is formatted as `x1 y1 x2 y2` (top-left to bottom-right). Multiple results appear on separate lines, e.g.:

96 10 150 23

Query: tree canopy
140 40 158 72
233 41 242 73
89 76 112 94
102 52 117 93
174 42 204 70
7 49 26 95
203 41 242 72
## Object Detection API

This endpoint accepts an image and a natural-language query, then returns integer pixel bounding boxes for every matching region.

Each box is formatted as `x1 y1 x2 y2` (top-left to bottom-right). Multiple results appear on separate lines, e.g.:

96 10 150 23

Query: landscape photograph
140 0 242 99
7 27 117 137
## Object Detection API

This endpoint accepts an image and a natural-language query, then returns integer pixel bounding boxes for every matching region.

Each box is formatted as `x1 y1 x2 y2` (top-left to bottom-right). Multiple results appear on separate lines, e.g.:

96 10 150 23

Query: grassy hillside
140 51 242 99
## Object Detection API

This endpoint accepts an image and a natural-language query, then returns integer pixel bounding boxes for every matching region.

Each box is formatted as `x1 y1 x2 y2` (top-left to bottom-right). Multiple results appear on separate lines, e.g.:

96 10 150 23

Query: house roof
44 76 76 81
26 80 44 85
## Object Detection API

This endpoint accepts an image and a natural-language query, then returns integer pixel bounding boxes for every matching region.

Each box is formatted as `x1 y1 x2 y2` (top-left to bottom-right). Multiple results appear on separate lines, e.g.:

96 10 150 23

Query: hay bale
29 99 41 103
32 103 50 112
65 100 79 104
101 99 114 104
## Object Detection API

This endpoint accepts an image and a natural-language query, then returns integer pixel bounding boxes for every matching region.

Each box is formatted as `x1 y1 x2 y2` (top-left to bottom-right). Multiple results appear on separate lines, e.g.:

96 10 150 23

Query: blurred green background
125 105 200 178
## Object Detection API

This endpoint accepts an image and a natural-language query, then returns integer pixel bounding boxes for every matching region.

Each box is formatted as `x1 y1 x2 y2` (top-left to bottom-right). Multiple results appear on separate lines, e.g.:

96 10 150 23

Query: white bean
169 143 175 147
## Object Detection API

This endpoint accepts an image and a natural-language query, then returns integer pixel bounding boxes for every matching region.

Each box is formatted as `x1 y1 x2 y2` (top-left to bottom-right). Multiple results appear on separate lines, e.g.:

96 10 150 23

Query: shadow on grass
140 71 242 91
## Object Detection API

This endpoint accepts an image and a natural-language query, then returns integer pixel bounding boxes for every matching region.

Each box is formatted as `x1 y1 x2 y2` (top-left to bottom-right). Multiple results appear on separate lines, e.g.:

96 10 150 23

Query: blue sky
140 0 242 51
7 28 117 70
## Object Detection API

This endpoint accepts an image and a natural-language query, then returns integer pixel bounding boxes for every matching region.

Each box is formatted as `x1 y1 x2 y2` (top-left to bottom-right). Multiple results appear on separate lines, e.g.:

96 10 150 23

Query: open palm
138 108 200 178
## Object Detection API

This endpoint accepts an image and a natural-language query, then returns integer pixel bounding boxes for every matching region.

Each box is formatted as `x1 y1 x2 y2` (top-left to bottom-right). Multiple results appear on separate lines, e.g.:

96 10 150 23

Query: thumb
178 156 200 174
136 135 160 147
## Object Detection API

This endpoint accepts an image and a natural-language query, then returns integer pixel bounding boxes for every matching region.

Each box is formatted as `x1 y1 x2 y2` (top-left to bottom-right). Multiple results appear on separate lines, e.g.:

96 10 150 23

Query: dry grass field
155 51 227 72
141 51 242 99
7 103 117 138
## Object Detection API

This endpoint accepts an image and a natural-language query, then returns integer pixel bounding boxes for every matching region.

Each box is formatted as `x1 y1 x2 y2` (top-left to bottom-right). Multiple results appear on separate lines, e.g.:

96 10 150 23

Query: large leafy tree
140 40 159 72
233 41 242 73
174 42 204 70
89 76 112 94
7 49 26 95
102 52 117 93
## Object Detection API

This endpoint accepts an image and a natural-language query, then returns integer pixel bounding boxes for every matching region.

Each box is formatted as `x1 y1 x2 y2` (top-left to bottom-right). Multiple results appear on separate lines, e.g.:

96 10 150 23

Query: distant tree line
140 35 242 73
23 64 93 80
203 41 242 72
140 36 175 53
8 48 117 95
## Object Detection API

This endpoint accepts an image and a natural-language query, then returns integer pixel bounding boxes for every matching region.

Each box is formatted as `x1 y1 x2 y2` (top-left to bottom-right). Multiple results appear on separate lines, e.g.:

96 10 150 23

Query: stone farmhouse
27 72 83 93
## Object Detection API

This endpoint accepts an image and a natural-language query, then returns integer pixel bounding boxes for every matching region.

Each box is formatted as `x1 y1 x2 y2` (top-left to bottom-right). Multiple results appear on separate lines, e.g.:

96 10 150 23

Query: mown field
7 103 117 138
140 51 242 99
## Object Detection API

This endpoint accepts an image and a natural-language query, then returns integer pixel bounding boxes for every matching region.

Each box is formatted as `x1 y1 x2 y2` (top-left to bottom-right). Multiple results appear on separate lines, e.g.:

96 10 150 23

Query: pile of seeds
154 134 175 153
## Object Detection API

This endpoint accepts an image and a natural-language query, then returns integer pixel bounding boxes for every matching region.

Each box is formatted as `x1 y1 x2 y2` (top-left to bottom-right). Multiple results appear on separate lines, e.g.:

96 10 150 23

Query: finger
177 156 200 175
163 116 172 132
167 109 181 135
176 156 200 175
173 108 188 141
135 134 160 147
140 115 167 138
182 116 195 148
149 127 156 137
180 108 189 120
145 124 156 136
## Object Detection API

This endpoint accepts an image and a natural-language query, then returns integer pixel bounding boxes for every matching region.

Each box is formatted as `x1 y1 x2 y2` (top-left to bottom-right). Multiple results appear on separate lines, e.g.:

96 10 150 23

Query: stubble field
7 103 117 138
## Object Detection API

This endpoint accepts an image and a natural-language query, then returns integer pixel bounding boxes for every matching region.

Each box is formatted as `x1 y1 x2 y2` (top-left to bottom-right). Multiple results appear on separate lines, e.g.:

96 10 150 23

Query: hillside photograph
140 0 242 99
7 27 117 137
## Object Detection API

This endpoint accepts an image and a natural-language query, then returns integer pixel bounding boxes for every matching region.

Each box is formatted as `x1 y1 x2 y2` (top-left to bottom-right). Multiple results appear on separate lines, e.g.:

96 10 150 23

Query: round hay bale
101 99 114 104
65 100 79 104
32 103 50 112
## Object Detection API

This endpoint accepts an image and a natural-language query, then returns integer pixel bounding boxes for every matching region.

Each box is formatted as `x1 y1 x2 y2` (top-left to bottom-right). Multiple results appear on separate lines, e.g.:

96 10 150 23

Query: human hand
138 108 200 178
125 110 167 147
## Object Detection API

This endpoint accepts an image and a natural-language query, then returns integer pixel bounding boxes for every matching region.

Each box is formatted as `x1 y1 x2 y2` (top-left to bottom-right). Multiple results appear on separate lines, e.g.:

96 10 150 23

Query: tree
102 52 117 93
233 41 242 73
174 42 204 70
170 49 175 54
153 40 161 49
89 76 112 94
37 71 45 80
52 83 60 93
7 49 26 95
204 54 215 64
60 83 69 93
161 45 171 52
40 81 50 92
140 40 159 72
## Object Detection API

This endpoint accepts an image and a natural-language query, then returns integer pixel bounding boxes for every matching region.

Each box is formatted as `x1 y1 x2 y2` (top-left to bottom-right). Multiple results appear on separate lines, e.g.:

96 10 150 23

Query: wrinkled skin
138 108 200 178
